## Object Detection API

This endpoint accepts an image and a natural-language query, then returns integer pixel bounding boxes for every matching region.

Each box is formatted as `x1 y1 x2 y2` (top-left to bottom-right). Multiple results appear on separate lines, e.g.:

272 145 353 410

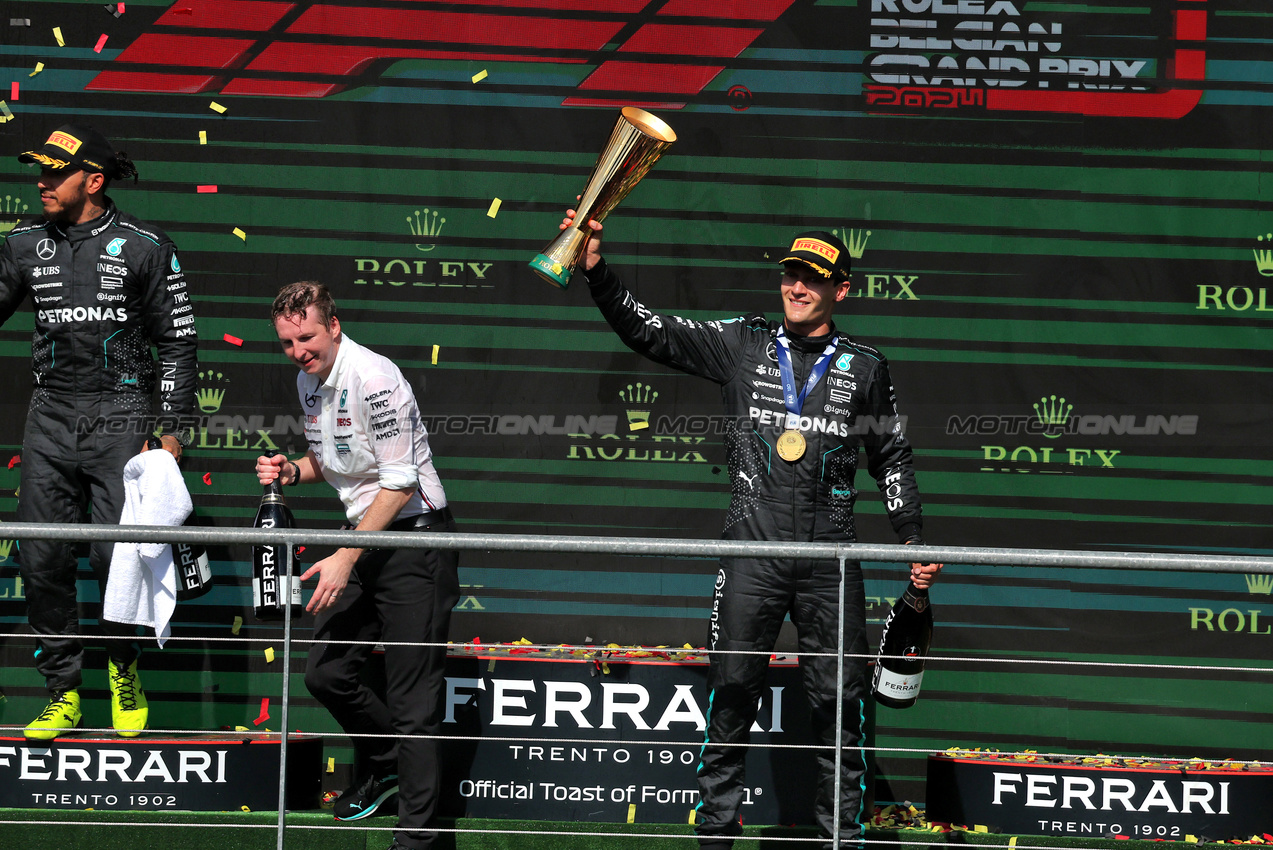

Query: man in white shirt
255 281 458 850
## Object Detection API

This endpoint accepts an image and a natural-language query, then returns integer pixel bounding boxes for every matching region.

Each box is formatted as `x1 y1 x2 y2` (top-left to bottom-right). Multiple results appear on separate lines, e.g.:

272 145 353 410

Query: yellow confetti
265 647 275 663
687 809 696 825
0 102 12 124
240 805 250 812
486 197 501 218
326 757 335 773
199 130 207 145
234 725 248 732
629 420 648 432
1187 836 1198 844
210 101 227 114
974 825 989 834
30 62 45 77
1010 839 1018 848
471 69 488 83
232 227 246 241
231 615 242 634
431 344 439 365
626 803 635 823
53 27 65 47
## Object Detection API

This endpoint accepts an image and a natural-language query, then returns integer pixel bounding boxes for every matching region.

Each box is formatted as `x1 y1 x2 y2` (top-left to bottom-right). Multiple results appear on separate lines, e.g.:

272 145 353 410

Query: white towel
103 449 193 647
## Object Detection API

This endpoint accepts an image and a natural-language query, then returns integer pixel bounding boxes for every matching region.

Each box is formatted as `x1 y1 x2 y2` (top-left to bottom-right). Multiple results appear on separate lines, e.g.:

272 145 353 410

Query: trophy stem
530 226 591 289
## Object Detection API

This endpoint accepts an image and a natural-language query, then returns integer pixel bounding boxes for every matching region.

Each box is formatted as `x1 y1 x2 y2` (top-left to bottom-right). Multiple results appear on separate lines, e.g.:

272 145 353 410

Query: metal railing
3 520 1273 849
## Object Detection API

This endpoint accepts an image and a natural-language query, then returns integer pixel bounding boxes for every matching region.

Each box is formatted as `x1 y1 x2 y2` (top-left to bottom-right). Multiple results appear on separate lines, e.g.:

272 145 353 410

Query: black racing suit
0 201 198 693
586 259 924 845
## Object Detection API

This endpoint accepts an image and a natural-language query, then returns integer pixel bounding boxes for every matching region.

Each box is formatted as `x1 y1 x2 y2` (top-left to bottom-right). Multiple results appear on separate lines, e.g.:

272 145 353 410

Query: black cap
18 124 119 178
779 230 851 281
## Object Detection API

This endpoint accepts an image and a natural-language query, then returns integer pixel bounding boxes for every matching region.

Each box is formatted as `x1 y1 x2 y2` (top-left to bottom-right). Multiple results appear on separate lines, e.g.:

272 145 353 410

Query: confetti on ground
53 27 64 47
264 647 275 663
232 616 242 635
486 197 501 218
232 227 246 241
240 805 250 812
7 456 18 470
94 34 108 53
223 333 243 346
30 62 44 77
431 344 439 365
199 130 207 144
472 69 488 83
253 697 270 726
209 101 227 114
106 3 125 16
0 102 12 124
202 472 212 486
196 185 217 193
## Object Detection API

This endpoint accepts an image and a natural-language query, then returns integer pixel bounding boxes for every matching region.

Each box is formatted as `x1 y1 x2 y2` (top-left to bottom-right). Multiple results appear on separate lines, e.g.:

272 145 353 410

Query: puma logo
736 470 758 489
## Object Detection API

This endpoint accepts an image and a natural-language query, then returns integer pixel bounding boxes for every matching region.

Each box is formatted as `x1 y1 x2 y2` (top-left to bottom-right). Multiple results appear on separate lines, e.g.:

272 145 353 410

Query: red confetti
7 455 18 470
196 185 217 193
10 82 17 101
297 546 306 555
94 33 109 53
119 2 125 12
252 697 269 726
202 472 212 486
223 333 243 347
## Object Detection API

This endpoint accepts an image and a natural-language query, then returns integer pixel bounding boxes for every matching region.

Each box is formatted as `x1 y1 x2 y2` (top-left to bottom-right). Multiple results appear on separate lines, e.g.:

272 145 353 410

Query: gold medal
776 429 806 462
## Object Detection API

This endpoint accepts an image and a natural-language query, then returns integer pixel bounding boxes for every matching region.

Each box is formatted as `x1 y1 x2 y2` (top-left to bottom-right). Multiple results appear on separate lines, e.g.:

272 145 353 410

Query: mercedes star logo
36 238 56 260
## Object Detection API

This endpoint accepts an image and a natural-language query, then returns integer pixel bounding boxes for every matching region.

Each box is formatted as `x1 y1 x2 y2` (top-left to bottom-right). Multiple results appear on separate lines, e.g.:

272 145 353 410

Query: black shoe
333 772 398 821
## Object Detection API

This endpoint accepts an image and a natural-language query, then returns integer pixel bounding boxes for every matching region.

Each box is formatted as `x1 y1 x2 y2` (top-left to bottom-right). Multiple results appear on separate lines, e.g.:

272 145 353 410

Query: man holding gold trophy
562 211 943 847
544 108 941 845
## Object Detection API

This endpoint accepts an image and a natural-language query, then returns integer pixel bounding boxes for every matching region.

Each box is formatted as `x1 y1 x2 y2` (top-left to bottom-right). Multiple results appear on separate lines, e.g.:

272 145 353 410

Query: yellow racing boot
25 690 82 740
108 658 149 737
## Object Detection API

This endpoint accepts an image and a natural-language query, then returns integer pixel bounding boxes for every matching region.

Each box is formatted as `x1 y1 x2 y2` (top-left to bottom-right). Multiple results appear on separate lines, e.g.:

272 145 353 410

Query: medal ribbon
775 328 839 422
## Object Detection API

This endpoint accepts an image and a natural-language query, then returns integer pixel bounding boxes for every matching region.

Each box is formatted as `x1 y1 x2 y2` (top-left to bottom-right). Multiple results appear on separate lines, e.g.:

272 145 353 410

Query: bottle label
874 666 924 699
253 574 301 609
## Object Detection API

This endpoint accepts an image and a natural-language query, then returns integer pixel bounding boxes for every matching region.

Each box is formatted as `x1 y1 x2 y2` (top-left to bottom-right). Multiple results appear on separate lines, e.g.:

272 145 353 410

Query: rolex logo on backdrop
831 227 921 302
196 371 229 414
1194 233 1273 312
0 193 29 237
619 382 659 432
1245 573 1273 596
567 382 710 464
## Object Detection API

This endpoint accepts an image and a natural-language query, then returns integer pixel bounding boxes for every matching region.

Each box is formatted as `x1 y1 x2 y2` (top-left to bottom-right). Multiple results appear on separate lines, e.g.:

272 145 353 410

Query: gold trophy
530 107 677 289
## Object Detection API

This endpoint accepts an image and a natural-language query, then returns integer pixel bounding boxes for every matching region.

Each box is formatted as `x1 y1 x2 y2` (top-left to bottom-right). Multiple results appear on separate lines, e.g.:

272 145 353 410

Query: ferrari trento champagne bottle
145 436 213 601
871 583 933 709
252 451 302 620
173 532 213 601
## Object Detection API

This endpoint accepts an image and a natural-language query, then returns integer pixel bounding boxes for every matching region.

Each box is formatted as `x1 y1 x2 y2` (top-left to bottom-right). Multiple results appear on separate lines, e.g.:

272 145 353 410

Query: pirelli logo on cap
790 237 840 263
47 131 83 155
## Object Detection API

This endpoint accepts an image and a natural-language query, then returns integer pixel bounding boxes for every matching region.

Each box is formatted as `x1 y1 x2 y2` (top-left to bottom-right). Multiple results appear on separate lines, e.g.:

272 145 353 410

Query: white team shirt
297 334 447 524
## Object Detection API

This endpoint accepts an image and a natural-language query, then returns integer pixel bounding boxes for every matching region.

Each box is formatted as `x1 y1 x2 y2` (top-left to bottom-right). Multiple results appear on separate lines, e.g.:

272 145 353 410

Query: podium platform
0 734 323 812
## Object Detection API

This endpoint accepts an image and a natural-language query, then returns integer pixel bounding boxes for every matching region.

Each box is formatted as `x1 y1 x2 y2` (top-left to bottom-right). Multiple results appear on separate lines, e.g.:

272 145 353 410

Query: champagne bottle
173 528 213 601
144 436 214 602
252 451 302 620
871 583 933 709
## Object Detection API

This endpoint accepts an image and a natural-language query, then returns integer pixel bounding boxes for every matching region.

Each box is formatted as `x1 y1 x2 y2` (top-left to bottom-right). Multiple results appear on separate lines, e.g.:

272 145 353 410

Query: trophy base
529 254 572 289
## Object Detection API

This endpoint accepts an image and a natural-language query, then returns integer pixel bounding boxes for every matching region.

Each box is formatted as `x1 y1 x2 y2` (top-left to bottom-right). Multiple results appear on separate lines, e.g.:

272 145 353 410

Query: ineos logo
36 238 56 260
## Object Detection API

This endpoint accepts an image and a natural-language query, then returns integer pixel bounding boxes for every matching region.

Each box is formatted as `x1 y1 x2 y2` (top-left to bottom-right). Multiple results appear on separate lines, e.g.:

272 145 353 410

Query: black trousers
304 515 460 850
18 399 143 694
695 556 869 846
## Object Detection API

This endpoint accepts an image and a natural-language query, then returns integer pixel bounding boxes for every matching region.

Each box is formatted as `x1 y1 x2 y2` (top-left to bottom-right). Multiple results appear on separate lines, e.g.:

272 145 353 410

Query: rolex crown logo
833 227 872 260
0 194 28 236
409 207 446 252
1254 234 1273 277
1032 394 1072 439
619 382 658 432
0 538 12 561
1246 573 1273 595
196 370 229 413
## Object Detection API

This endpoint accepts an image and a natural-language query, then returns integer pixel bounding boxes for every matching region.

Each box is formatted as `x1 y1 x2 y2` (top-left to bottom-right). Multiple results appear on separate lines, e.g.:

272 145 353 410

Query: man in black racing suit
567 211 943 848
0 124 198 739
